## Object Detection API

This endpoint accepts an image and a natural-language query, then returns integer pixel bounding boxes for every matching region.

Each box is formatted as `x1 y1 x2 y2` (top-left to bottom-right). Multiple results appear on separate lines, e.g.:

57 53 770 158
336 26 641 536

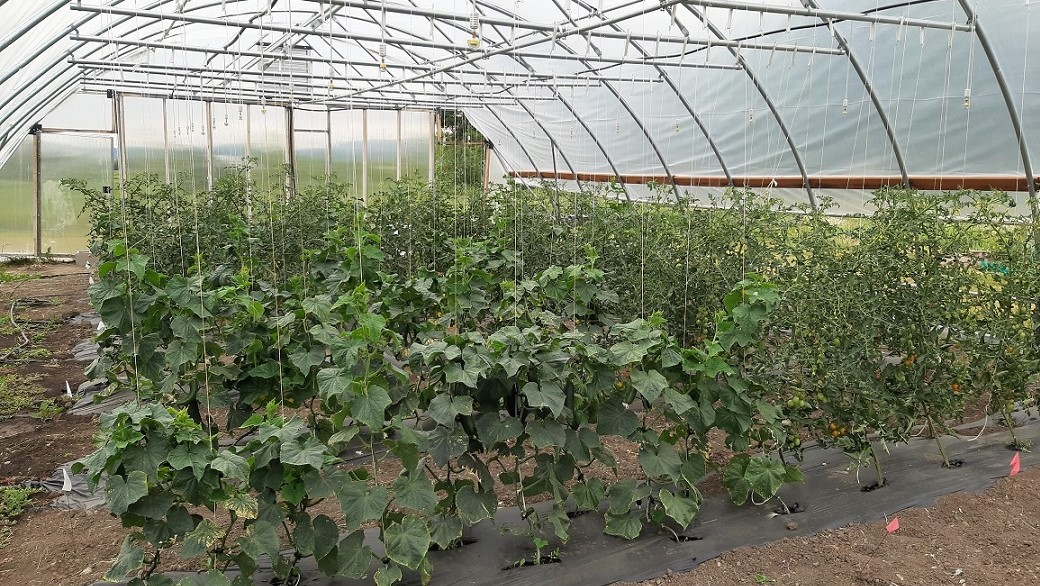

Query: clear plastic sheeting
123 96 166 179
166 99 208 190
366 110 398 193
294 130 330 190
248 104 289 193
40 92 113 132
39 133 112 254
330 109 365 197
0 136 35 255
400 110 433 181
210 102 248 180
0 1 1036 212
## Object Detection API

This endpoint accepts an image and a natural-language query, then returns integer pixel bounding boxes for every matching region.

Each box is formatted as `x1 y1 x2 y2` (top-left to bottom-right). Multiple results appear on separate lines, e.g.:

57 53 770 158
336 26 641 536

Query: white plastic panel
366 110 399 192
39 133 112 254
210 101 249 179
165 98 209 191
249 104 289 192
330 109 364 197
123 96 166 179
400 110 432 181
0 135 35 254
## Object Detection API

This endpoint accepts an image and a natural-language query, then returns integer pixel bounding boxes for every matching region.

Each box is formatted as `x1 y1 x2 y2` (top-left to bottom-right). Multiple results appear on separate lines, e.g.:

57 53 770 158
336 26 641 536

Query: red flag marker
886 517 900 533
1010 452 1021 477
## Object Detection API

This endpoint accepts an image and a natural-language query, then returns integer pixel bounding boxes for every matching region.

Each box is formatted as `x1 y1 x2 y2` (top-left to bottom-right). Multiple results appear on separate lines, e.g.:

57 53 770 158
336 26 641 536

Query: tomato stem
1002 406 1020 447
870 443 885 487
923 408 950 467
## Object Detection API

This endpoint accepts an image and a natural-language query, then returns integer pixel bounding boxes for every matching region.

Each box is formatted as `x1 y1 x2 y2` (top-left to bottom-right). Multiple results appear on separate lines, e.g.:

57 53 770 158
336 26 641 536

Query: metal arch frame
802 0 910 189
0 0 66 54
553 0 735 188
0 76 84 149
423 51 588 197
1 0 1037 203
471 1 682 200
335 6 559 187
464 5 684 200
953 0 1037 203
0 0 168 148
415 4 610 199
468 16 634 198
676 4 818 208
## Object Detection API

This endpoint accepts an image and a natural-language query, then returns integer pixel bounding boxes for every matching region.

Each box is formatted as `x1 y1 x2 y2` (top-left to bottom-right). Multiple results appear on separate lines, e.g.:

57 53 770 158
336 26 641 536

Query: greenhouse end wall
0 92 435 255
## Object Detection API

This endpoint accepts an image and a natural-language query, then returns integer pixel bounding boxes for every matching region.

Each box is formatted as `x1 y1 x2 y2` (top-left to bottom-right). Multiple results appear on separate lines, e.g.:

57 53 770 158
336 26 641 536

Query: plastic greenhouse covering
0 0 1038 225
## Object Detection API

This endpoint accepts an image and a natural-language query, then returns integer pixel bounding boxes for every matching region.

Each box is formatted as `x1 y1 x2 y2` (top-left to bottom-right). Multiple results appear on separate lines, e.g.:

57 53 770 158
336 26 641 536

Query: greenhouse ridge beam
69 4 481 53
69 34 435 72
79 74 565 102
81 82 526 109
69 59 609 90
674 0 972 32
509 171 1040 193
322 0 839 55
505 52 744 68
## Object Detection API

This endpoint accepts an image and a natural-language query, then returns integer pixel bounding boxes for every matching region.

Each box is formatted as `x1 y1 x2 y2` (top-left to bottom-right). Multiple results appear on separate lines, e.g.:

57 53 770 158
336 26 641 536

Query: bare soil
627 467 1040 586
0 263 99 484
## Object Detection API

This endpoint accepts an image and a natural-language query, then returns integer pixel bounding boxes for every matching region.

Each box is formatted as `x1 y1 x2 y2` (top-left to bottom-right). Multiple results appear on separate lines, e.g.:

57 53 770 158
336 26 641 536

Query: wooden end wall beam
509 171 1040 193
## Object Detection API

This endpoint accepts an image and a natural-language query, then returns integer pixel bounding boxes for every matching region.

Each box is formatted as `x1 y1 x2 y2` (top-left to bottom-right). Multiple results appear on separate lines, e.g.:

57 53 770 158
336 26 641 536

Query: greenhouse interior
1 1 1040 585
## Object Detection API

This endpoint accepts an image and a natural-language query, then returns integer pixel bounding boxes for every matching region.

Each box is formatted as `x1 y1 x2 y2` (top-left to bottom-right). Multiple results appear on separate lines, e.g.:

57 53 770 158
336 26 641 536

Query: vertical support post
204 101 214 190
361 109 369 203
428 110 436 184
482 141 493 191
162 98 171 185
116 93 129 202
286 105 296 199
396 109 402 181
31 128 41 258
245 103 253 220
245 103 253 160
325 108 333 181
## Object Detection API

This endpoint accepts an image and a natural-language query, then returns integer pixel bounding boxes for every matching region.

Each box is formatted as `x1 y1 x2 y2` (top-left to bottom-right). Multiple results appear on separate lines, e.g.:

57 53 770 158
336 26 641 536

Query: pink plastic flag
1010 452 1021 477
885 517 900 533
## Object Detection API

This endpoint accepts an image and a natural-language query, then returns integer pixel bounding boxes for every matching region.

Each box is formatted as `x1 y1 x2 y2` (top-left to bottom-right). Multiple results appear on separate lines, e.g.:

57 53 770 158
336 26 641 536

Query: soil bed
629 467 1040 586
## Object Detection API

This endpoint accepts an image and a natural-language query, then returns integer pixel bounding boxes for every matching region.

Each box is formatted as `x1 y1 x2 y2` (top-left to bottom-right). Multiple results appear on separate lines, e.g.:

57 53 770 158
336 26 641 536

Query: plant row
75 171 1040 583
79 228 792 585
